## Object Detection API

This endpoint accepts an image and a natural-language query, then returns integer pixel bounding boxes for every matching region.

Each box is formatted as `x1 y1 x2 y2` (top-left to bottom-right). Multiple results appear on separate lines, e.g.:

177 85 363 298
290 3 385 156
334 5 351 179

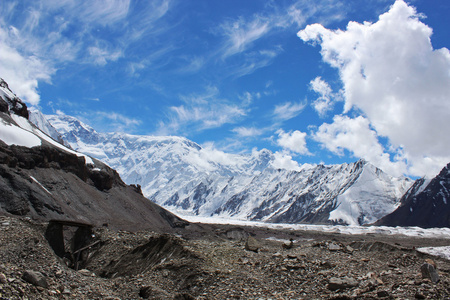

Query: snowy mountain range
31 112 414 226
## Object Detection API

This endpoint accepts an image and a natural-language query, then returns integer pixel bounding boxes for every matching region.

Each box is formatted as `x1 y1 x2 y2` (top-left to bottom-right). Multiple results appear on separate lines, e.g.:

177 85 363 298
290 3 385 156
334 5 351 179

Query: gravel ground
1 215 449 299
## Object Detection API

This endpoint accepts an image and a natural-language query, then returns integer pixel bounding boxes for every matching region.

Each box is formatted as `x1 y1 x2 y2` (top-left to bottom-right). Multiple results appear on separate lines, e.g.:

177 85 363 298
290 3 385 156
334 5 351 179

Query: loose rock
377 290 390 297
421 263 440 283
0 273 7 284
245 236 261 252
328 242 342 251
327 276 358 291
22 270 48 288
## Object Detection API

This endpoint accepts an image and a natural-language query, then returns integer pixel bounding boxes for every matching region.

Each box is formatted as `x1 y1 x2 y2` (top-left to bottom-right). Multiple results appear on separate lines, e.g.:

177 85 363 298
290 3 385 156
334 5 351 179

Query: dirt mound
100 234 199 278
350 241 402 252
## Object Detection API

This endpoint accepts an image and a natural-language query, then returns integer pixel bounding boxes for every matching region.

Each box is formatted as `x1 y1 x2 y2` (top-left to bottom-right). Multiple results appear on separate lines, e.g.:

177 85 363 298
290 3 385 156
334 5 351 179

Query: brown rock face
0 140 188 232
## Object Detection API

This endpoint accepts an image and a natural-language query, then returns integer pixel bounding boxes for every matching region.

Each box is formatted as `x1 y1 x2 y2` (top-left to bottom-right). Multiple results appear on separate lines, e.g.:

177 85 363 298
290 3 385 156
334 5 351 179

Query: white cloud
273 101 306 121
88 45 122 66
299 0 450 177
220 17 270 59
178 56 206 73
0 0 171 104
287 0 347 28
232 127 265 137
169 104 245 130
200 143 247 168
79 110 141 133
0 26 54 105
276 129 309 155
231 46 284 78
42 0 131 26
158 87 248 135
309 76 336 117
313 115 406 176
270 151 302 172
214 1 347 76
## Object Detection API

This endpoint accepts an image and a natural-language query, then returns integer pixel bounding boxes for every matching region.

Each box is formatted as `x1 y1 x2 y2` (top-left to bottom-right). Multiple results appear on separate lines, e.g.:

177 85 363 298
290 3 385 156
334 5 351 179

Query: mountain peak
0 78 29 119
376 162 450 228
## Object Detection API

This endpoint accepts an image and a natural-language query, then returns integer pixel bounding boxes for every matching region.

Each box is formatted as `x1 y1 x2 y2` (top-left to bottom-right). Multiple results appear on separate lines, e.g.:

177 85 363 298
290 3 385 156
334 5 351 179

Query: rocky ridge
376 163 450 228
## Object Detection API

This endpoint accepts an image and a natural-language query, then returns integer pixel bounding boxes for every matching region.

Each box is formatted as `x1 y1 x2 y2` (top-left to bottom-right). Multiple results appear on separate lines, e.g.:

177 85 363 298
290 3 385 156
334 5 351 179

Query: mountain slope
45 113 413 226
0 78 187 232
376 163 450 228
28 107 67 146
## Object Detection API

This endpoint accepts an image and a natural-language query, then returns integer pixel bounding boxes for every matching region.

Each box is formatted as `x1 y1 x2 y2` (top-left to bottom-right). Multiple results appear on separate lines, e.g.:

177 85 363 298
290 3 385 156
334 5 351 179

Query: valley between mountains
1 78 450 299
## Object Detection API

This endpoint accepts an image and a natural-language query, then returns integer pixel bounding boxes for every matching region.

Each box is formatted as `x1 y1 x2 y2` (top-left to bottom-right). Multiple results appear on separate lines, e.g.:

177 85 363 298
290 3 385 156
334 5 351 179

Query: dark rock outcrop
0 139 188 231
376 163 450 228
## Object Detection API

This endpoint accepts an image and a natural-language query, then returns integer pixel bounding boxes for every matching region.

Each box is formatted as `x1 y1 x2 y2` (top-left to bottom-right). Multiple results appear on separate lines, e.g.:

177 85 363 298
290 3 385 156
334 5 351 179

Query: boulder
327 276 358 291
22 270 48 288
421 263 439 284
245 236 261 253
328 242 341 251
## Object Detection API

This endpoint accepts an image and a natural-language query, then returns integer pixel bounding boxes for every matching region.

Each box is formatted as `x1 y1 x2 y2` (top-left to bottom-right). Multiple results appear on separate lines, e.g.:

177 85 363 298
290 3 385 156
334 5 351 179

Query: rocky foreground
0 215 449 300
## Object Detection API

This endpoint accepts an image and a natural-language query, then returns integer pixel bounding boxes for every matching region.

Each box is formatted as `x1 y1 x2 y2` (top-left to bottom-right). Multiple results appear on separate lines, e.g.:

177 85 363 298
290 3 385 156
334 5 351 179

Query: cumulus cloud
299 0 450 176
309 76 336 117
270 151 302 172
313 115 407 176
276 129 309 155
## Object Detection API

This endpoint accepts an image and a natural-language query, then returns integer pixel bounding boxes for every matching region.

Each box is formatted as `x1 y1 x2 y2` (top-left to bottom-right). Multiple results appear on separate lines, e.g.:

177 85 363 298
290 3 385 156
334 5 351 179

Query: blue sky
1 0 449 177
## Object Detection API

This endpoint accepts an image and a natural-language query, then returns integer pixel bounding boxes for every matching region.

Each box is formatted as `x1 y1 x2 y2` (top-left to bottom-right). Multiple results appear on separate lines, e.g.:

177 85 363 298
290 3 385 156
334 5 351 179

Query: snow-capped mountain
28 107 67 146
0 78 187 231
376 163 450 228
43 113 413 225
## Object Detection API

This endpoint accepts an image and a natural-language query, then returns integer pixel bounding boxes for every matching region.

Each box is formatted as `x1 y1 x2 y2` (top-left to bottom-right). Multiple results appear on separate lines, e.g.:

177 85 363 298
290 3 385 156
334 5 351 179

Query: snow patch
417 246 450 261
2 114 94 165
0 119 41 147
30 176 52 195
0 84 16 101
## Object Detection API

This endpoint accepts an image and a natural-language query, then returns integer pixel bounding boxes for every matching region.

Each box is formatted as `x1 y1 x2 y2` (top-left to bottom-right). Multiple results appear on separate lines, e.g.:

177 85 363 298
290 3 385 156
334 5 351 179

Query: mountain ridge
42 112 413 226
376 163 450 228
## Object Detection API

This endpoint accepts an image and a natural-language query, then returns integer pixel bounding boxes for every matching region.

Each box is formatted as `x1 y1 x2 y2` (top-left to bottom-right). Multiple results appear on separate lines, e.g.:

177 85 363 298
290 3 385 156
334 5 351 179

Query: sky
0 0 449 178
